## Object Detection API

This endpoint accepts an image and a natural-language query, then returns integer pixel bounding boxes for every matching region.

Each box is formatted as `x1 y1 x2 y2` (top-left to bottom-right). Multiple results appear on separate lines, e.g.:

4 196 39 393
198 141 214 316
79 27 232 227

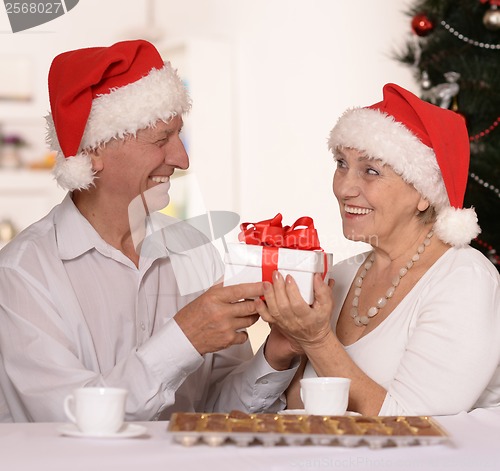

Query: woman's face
332 147 428 248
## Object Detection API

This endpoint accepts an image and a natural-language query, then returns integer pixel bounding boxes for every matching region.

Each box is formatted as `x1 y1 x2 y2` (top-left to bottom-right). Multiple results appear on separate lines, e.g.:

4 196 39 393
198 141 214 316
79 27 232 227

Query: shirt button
260 379 269 385
140 322 146 331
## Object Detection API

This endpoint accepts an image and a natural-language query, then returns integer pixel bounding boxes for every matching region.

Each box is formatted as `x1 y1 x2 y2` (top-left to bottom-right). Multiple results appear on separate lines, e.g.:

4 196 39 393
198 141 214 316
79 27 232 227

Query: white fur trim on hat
47 62 191 191
328 107 449 210
81 63 190 149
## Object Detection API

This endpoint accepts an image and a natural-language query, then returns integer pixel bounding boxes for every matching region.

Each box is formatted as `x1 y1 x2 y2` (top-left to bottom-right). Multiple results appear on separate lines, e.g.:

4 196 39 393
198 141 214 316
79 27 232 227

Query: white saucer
58 423 147 439
278 409 307 415
278 409 361 416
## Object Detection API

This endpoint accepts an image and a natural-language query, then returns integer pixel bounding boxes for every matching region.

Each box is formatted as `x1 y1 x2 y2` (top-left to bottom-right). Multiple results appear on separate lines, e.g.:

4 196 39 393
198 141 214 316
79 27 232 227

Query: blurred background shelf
0 169 66 248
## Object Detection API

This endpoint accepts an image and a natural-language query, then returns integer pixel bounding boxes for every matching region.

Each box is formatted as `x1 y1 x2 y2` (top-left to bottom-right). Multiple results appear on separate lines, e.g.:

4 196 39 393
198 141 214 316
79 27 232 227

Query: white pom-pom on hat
434 206 481 247
52 152 95 192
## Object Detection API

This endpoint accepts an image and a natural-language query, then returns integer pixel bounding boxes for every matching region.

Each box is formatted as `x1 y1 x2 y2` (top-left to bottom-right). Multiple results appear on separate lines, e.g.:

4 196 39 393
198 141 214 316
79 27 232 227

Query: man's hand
174 282 264 355
264 324 303 371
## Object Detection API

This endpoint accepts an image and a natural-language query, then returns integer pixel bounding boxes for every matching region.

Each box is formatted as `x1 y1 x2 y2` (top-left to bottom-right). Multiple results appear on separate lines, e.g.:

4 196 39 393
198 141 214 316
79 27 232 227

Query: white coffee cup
63 387 128 434
300 377 351 415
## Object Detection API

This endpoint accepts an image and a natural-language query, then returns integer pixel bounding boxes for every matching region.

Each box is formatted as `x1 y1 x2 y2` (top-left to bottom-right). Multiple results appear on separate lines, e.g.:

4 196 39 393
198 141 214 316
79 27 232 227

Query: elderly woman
257 83 500 416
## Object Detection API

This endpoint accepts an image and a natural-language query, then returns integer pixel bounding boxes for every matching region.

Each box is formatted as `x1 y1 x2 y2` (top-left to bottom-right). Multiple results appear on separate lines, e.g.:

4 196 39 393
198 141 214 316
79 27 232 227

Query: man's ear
88 150 104 173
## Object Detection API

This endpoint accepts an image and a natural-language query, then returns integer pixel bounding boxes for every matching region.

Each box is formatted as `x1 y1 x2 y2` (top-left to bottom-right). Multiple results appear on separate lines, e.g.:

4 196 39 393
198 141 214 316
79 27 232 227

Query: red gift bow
239 213 321 250
238 213 327 286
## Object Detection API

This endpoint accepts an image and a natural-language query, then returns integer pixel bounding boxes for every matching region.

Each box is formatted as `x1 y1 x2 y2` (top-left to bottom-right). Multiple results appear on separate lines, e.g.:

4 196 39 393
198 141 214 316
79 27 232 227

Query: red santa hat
328 83 480 247
46 39 191 191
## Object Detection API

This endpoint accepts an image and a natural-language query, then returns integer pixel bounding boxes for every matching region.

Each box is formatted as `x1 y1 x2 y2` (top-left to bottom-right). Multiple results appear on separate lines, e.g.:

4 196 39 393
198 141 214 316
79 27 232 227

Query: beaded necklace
351 230 434 327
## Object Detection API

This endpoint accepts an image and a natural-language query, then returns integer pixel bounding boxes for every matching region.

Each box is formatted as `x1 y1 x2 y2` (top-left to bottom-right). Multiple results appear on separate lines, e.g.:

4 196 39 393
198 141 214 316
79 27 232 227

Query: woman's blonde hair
417 205 437 225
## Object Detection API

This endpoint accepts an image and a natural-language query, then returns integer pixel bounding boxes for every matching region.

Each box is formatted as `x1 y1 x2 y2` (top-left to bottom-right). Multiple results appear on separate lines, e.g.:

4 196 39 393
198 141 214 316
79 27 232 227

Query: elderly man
0 40 297 422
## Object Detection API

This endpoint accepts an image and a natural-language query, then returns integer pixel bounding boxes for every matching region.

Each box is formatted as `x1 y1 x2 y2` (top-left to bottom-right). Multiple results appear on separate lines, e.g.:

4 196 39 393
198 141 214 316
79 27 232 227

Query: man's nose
166 138 189 170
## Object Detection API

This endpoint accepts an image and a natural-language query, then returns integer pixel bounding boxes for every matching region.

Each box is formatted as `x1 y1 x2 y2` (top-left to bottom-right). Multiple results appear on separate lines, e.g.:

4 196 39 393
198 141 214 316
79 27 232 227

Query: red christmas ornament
411 13 435 36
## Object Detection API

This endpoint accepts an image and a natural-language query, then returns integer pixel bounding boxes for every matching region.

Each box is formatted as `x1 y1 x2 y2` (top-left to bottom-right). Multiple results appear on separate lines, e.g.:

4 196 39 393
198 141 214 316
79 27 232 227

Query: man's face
92 116 188 209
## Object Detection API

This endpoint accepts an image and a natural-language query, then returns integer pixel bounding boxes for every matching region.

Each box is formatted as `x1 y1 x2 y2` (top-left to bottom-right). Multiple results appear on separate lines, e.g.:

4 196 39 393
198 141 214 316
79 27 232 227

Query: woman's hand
257 271 387 416
255 271 335 349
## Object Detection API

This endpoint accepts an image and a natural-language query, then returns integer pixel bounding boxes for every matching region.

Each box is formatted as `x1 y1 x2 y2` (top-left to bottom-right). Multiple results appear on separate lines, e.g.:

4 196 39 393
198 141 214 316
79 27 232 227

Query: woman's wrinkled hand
255 271 335 349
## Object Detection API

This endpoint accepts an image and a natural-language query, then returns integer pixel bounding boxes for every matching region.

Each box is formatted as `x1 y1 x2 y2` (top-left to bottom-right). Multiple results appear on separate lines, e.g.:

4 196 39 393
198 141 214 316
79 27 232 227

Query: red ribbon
238 213 326 284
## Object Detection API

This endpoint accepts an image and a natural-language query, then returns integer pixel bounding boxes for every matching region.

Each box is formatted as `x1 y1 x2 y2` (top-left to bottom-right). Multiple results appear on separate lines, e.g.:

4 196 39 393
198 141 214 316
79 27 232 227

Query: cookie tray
167 412 450 449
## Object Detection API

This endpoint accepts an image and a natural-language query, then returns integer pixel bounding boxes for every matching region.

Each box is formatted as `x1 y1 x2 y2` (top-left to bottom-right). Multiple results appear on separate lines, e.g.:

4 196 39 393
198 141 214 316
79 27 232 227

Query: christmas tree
395 0 500 271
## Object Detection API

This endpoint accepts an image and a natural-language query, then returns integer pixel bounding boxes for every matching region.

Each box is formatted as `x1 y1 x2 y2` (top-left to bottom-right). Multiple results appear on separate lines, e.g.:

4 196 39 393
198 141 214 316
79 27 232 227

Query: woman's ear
417 197 430 212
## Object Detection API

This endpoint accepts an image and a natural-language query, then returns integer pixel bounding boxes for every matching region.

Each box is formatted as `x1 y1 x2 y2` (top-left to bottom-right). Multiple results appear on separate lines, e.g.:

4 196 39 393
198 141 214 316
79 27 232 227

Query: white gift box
223 243 333 305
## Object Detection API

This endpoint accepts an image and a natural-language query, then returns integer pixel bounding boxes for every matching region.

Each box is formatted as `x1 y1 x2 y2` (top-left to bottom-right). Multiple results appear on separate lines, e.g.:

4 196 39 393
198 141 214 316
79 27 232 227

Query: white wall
0 1 148 160
154 0 417 259
0 0 417 252
0 0 417 349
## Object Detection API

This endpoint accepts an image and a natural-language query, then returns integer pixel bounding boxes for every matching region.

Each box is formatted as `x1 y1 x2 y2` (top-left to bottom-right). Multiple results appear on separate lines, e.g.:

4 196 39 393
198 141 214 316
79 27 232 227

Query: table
1 408 500 471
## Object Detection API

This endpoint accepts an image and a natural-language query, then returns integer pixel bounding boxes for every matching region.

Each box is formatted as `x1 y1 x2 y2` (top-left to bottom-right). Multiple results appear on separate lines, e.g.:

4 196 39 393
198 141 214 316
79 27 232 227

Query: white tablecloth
1 408 500 471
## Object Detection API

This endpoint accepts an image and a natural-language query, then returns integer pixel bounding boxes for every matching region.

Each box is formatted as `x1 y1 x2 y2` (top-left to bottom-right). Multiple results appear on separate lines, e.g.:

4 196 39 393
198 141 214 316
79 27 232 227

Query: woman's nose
333 170 361 198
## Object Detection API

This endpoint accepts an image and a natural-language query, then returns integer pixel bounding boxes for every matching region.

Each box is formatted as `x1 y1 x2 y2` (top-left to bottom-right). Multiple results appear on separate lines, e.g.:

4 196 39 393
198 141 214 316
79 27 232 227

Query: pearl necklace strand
351 230 434 327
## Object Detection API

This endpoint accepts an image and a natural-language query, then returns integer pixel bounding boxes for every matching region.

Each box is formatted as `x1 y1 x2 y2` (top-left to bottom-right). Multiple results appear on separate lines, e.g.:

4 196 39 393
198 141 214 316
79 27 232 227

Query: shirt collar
54 194 172 266
54 193 108 260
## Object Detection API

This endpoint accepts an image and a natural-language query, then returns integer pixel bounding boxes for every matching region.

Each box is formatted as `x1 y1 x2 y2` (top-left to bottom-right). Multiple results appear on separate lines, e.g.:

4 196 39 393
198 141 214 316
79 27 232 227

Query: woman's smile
343 204 373 216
